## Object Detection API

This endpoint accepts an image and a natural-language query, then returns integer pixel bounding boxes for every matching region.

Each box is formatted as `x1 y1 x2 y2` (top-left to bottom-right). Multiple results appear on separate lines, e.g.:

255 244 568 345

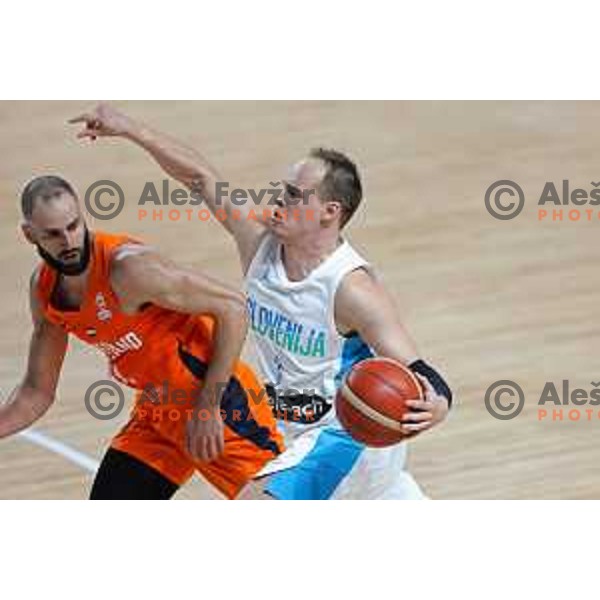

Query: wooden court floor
0 101 598 499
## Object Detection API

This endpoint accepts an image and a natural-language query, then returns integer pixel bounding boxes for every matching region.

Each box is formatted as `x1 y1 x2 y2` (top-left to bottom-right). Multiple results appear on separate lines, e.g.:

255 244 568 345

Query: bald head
21 175 77 220
20 175 90 276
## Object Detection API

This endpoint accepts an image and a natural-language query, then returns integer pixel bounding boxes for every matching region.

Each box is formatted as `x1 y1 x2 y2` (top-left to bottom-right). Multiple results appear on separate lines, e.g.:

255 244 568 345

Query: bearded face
23 191 91 276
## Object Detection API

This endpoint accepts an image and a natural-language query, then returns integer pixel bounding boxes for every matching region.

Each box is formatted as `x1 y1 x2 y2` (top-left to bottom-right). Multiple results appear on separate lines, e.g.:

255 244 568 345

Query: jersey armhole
331 264 378 338
243 231 273 280
111 243 156 263
107 243 156 312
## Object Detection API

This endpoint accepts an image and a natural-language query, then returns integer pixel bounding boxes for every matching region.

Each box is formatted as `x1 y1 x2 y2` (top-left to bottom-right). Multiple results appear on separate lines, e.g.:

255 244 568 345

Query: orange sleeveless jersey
36 231 215 390
36 231 282 497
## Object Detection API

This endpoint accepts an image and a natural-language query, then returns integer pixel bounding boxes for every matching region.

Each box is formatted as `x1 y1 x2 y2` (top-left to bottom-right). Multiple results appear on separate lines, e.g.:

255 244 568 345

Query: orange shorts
110 347 283 499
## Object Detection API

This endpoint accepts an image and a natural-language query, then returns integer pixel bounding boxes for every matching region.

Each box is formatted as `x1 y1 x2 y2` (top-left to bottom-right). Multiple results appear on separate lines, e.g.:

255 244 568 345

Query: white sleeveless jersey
244 233 421 498
244 233 375 432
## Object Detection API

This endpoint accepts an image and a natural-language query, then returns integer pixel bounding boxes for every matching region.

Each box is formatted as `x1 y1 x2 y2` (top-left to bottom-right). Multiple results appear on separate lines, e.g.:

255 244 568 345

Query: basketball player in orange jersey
70 104 453 500
0 175 283 499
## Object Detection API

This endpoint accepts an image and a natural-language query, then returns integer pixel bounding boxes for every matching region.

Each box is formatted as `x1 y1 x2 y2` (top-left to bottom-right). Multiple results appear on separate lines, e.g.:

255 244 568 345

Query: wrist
408 359 453 408
192 382 222 409
122 121 150 144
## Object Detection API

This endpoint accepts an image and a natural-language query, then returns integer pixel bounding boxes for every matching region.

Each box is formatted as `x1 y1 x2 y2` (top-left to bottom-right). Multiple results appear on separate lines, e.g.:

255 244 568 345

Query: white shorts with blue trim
255 419 426 500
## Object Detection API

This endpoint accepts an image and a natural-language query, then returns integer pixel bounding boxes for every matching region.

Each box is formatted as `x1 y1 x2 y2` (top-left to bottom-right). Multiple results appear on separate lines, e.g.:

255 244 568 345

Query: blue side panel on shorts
333 333 374 389
177 344 280 456
265 428 364 500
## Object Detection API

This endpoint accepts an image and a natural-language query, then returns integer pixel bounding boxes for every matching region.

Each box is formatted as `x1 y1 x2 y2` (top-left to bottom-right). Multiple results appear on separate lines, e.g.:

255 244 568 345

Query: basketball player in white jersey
70 104 453 499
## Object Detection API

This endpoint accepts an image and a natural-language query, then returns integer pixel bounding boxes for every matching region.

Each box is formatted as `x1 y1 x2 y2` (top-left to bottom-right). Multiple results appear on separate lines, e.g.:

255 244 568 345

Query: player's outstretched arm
335 268 452 437
68 103 266 271
110 250 248 461
0 272 68 438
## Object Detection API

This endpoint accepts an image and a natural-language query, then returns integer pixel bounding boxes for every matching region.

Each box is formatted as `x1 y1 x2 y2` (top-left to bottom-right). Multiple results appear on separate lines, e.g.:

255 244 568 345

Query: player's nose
62 229 79 250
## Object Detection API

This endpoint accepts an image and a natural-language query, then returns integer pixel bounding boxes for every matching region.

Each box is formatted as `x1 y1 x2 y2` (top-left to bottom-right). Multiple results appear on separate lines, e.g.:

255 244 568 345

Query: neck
50 267 91 312
59 268 90 286
281 229 343 282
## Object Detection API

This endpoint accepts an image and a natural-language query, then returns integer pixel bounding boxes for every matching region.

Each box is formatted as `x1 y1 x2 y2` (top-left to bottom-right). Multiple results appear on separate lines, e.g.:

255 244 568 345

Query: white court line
18 428 100 474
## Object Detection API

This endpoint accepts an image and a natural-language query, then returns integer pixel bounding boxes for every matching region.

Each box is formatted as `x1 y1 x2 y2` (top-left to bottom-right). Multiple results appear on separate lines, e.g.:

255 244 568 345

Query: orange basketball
335 357 424 447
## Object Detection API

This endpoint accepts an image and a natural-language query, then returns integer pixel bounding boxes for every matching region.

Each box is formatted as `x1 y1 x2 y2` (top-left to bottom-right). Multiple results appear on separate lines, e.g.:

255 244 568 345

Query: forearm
373 339 453 408
352 321 452 408
196 304 249 410
408 359 453 408
125 123 220 208
0 384 54 438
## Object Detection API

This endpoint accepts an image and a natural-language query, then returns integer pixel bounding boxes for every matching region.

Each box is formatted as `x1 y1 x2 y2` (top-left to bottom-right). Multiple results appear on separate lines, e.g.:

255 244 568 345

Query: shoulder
29 264 42 290
242 230 275 275
29 263 40 297
29 265 46 324
111 241 155 266
335 267 396 334
110 244 161 289
336 267 381 309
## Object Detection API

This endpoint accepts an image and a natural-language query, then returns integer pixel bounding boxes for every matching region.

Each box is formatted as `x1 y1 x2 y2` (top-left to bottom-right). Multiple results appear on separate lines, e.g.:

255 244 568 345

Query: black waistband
264 383 333 424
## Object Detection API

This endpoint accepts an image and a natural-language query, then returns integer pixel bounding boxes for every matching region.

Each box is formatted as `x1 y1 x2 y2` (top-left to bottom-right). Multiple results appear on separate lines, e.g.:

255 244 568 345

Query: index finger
405 398 434 411
185 430 195 459
67 113 93 124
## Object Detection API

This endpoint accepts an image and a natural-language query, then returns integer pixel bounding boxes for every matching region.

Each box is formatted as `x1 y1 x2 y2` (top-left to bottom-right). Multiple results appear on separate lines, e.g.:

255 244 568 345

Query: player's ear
21 222 36 245
323 200 342 224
